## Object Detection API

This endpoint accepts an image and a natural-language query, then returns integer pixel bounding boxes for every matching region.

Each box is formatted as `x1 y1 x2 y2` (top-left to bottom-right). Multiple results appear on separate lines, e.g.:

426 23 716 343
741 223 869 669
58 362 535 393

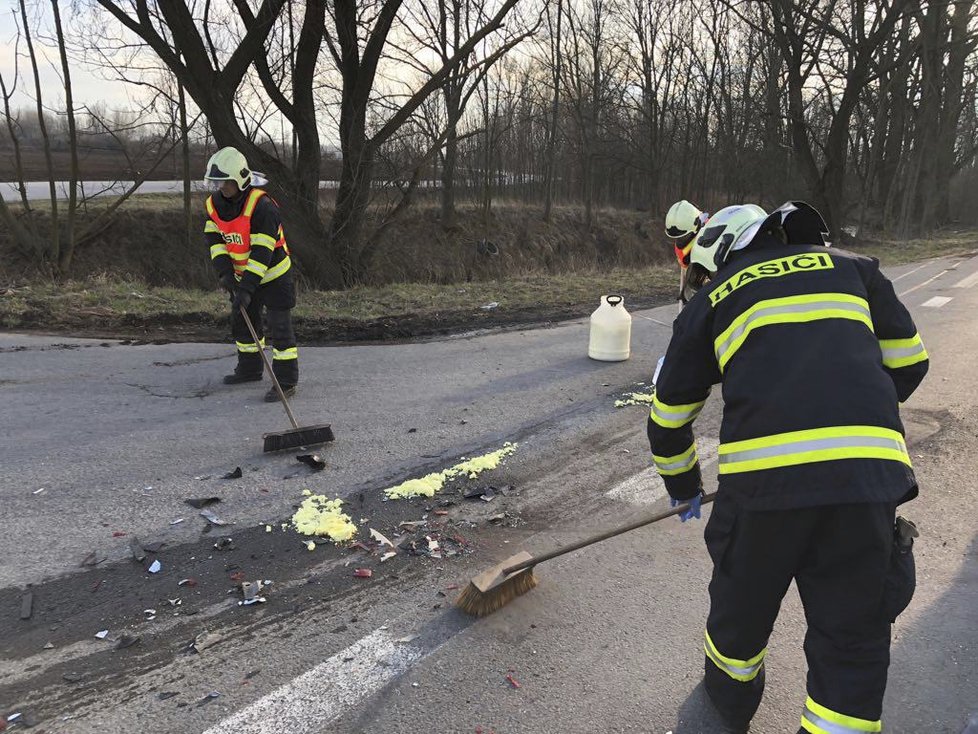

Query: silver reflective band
801 710 874 734
719 435 906 465
651 400 704 427
655 451 696 473
715 300 871 363
881 343 925 361
705 646 763 679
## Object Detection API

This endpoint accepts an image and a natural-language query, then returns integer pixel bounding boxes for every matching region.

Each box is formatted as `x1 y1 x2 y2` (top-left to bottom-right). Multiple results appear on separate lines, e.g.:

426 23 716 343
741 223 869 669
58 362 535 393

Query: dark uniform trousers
703 491 911 732
230 274 298 387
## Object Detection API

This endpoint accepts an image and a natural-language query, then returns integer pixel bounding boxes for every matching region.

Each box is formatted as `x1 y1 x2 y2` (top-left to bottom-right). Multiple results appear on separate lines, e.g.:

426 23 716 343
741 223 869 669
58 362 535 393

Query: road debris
369 528 395 548
305 540 316 551
43 642 54 649
62 672 83 682
384 443 518 499
380 551 397 562
32 487 45 495
112 531 127 538
94 630 109 639
157 692 179 701
506 672 521 689
199 691 221 706
19 591 32 620
200 509 231 526
169 518 185 525
481 301 499 310
296 454 326 471
193 630 224 653
229 571 245 582
239 580 269 606
185 497 221 509
223 467 243 479
115 634 141 650
178 578 197 587
129 537 147 562
292 494 357 542
148 559 162 574
353 568 373 578
213 537 235 551
615 385 656 408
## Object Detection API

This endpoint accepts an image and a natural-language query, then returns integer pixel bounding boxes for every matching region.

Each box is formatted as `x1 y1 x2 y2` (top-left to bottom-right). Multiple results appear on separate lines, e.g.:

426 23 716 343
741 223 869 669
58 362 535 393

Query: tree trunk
51 0 78 274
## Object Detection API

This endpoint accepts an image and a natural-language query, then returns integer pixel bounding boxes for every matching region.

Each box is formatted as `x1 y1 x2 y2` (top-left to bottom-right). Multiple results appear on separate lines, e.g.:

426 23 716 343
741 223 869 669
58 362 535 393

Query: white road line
952 270 978 289
890 262 930 282
606 439 719 506
922 296 953 308
898 268 956 297
201 628 427 734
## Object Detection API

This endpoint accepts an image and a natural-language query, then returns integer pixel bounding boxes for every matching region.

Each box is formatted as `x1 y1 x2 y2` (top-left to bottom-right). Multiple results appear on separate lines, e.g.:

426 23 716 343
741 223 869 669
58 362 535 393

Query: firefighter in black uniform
647 202 928 733
203 146 299 402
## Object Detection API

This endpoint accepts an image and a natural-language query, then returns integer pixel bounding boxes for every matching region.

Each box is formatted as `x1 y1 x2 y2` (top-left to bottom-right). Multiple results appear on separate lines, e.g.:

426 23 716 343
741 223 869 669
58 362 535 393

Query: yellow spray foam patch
292 495 358 542
384 443 518 500
615 390 656 408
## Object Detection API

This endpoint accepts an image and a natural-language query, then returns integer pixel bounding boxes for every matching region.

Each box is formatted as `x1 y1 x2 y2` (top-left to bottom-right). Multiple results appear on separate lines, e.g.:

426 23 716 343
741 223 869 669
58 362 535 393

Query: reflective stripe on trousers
801 696 881 733
718 425 910 474
714 293 873 372
235 338 265 354
704 629 765 682
273 347 298 361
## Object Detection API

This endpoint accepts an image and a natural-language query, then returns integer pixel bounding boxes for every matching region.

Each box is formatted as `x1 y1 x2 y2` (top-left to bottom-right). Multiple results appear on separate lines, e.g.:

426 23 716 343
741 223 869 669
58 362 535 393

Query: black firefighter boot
224 352 263 385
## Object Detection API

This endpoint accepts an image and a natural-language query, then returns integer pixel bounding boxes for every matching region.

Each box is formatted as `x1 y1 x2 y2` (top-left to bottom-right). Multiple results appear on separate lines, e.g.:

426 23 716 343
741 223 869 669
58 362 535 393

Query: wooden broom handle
503 491 717 574
239 305 300 430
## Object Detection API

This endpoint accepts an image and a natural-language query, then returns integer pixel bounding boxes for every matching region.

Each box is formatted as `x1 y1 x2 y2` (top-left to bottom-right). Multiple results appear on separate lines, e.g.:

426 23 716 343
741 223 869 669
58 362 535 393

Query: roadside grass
1 226 974 338
0 265 678 332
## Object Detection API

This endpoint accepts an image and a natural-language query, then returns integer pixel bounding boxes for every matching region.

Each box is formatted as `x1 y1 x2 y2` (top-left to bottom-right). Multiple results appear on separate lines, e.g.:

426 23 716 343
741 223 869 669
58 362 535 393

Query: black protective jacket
647 236 929 510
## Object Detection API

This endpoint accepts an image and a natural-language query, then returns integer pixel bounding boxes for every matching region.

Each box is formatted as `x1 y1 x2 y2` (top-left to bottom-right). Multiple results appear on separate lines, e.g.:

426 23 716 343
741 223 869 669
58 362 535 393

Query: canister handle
606 294 623 306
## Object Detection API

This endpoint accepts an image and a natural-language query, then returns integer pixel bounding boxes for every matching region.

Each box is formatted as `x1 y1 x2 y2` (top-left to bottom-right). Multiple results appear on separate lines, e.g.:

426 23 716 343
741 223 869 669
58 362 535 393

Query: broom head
455 551 538 617
263 423 335 453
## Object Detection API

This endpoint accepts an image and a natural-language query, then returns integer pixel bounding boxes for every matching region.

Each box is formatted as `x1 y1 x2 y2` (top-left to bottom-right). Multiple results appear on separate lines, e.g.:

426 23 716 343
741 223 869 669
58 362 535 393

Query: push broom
238 306 335 453
455 491 716 617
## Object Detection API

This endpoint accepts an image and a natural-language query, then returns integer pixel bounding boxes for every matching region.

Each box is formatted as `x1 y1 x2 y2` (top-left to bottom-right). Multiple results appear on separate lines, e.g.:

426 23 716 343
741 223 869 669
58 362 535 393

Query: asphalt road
1 252 976 733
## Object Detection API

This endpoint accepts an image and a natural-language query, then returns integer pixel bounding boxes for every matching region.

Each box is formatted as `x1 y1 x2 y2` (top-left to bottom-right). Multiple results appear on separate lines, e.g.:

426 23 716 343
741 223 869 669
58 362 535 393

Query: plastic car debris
223 467 243 479
94 630 109 639
148 560 162 573
296 454 326 471
200 509 231 526
185 497 221 509
193 630 224 653
353 568 373 578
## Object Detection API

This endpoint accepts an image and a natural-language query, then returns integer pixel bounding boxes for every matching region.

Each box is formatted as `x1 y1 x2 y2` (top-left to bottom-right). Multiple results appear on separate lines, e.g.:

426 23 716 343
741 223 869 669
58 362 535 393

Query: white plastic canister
588 294 632 361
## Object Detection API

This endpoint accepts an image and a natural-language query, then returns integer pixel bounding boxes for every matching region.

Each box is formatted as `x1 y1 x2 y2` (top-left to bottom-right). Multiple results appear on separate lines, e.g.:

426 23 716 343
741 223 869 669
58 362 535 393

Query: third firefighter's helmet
665 200 706 239
689 204 767 273
204 146 252 190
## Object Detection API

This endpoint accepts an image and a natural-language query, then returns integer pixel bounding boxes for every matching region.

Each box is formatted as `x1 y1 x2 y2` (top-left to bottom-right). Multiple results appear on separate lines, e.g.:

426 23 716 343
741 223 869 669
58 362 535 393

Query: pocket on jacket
704 494 739 572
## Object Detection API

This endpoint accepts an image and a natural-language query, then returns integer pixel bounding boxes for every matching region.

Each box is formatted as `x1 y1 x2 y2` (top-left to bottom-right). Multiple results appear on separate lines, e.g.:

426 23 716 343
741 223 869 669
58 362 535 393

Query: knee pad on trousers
266 308 295 343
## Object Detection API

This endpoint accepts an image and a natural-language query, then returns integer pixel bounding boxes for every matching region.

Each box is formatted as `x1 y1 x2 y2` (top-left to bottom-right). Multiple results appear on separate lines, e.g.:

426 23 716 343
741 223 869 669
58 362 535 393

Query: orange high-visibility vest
205 188 288 277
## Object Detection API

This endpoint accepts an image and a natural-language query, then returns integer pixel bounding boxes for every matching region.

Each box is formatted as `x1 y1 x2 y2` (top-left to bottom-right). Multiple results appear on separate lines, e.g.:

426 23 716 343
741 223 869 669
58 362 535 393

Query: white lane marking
606 438 719 506
953 270 978 289
891 262 930 282
201 628 427 734
922 296 953 308
898 268 956 297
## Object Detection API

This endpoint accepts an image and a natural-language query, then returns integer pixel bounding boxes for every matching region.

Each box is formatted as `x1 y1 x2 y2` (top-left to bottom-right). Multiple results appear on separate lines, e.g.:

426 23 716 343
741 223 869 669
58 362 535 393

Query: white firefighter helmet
204 146 252 190
689 204 768 274
665 200 706 239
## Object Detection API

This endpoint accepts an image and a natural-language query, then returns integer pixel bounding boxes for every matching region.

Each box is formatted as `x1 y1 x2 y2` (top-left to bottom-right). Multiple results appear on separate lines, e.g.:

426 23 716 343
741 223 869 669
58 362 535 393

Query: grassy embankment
1 194 975 342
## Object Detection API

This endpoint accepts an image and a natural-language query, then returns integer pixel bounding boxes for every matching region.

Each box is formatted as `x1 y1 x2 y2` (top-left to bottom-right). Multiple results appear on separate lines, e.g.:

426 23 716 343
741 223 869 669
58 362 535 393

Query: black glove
219 272 236 296
232 287 253 313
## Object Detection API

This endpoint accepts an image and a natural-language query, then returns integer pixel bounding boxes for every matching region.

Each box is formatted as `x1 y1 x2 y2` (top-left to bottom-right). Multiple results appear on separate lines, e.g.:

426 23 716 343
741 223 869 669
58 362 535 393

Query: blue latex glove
671 492 703 522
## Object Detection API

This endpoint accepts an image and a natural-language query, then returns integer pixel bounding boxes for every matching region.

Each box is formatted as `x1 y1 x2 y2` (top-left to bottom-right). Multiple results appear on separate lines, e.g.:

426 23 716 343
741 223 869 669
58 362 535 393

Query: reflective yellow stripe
709 251 835 306
229 252 250 262
652 442 698 476
251 232 276 250
714 293 873 372
704 630 766 682
204 221 221 234
650 394 706 429
205 196 216 217
210 243 229 259
243 189 264 217
245 260 269 278
260 255 291 284
273 347 298 361
801 696 881 733
879 333 928 369
236 340 261 354
718 425 910 474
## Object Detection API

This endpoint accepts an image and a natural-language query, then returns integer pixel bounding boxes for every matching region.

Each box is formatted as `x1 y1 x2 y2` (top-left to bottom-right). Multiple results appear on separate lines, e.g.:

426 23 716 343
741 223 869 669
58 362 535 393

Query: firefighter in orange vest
203 146 298 401
665 199 710 303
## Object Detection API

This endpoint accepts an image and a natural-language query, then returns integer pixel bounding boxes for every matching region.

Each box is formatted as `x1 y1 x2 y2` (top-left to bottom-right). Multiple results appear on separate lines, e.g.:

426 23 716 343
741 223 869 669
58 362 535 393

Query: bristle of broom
263 424 335 453
454 569 538 617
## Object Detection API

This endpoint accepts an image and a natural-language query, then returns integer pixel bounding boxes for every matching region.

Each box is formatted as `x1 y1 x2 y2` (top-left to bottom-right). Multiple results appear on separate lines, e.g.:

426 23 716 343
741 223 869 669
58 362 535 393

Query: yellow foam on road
292 495 358 542
615 389 655 408
384 442 518 500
